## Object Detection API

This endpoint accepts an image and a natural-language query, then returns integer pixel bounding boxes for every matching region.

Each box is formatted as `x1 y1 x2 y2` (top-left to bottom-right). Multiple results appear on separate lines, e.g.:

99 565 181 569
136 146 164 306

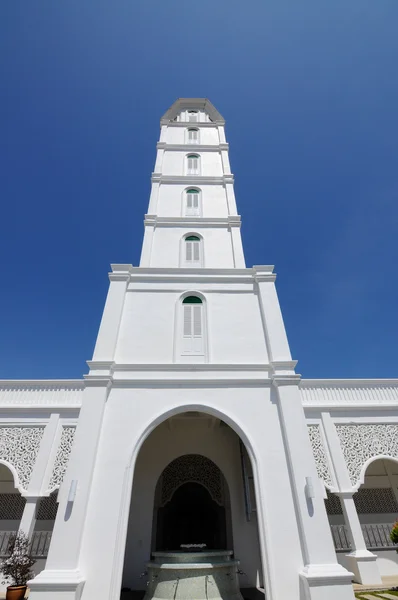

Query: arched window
182 296 204 355
187 128 199 144
185 189 200 216
186 154 199 175
184 235 202 266
188 110 198 122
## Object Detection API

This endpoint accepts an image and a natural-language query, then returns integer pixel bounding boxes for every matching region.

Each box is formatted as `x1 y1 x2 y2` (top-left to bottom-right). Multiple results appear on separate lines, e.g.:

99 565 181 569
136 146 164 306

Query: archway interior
153 453 230 551
156 482 226 550
121 413 264 592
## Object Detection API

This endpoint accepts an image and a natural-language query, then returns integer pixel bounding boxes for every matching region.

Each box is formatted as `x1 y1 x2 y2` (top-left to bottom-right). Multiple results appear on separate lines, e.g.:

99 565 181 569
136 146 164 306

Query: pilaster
92 266 130 362
19 414 61 538
29 380 111 599
272 375 354 599
321 413 382 585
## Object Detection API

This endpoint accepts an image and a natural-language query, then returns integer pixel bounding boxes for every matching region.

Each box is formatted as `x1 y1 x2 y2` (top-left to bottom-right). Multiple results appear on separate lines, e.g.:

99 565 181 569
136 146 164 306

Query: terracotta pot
6 585 27 600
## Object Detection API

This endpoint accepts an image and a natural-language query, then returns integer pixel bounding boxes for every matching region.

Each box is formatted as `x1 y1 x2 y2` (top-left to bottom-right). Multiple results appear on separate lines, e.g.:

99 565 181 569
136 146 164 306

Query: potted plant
0 531 35 600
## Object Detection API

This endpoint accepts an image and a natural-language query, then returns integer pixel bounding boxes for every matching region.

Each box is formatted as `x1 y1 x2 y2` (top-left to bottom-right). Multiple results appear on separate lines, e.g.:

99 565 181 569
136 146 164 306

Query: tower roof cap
161 98 225 125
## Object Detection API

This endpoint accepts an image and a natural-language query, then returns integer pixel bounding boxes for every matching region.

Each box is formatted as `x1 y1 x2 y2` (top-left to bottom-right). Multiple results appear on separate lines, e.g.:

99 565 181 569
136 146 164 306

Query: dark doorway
156 482 227 550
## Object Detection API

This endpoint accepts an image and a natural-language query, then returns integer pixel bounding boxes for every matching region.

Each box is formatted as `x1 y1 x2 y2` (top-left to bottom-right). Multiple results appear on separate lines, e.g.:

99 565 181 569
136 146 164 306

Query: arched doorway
121 411 263 593
153 454 231 551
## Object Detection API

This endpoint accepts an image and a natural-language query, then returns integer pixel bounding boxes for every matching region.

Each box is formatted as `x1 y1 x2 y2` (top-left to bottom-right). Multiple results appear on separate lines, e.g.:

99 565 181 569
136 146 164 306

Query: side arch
356 454 398 491
0 459 22 493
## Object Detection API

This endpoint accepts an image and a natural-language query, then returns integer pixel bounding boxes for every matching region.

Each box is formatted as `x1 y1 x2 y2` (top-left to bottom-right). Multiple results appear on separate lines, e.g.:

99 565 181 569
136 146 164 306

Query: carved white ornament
336 424 398 485
0 427 44 490
48 427 76 492
160 454 223 506
307 425 333 487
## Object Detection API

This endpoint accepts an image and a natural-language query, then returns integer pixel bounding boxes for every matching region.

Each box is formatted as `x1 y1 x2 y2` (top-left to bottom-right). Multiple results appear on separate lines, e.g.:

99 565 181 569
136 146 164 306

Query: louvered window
187 154 199 175
188 128 199 143
185 235 201 266
182 296 203 355
188 111 198 122
186 189 200 216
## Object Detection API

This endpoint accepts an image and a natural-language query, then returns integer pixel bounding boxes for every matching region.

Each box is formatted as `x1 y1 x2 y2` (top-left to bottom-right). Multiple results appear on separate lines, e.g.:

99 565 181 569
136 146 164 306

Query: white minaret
140 99 245 270
28 99 356 600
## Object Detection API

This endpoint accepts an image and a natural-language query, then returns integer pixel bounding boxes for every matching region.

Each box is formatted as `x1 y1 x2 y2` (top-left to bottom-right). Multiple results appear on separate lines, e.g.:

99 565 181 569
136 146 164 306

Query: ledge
156 143 229 151
151 174 234 185
143 215 241 228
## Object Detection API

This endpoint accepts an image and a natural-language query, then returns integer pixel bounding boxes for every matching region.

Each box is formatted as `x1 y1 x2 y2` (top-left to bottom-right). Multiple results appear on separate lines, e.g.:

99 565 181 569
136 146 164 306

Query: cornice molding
111 379 270 389
109 264 134 282
156 143 229 152
125 266 275 285
161 122 223 128
143 215 241 229
151 174 234 185
272 374 302 387
111 363 271 372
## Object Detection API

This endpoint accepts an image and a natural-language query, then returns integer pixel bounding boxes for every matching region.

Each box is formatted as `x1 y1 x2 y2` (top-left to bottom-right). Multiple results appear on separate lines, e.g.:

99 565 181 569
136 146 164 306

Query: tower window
184 235 202 266
186 154 200 175
185 189 200 216
187 128 199 144
188 111 198 122
182 296 204 355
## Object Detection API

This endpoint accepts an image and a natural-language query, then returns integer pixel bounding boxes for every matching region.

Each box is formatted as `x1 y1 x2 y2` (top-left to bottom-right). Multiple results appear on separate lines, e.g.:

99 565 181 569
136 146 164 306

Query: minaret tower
29 99 356 600
140 98 245 270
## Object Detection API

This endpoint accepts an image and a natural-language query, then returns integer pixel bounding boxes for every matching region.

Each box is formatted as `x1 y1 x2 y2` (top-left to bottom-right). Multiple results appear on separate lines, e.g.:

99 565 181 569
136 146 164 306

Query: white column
140 222 155 267
229 219 245 268
154 149 164 173
254 269 292 362
273 379 354 600
28 381 110 600
159 125 167 142
256 273 354 598
147 181 160 214
221 150 231 175
225 181 238 215
321 413 382 585
19 414 60 538
91 267 129 362
218 126 226 143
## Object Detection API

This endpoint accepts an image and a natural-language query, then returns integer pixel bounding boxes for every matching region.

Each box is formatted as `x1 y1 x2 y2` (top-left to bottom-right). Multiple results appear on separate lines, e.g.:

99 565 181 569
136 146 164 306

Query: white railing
0 381 83 407
331 523 397 552
0 531 52 558
301 380 398 406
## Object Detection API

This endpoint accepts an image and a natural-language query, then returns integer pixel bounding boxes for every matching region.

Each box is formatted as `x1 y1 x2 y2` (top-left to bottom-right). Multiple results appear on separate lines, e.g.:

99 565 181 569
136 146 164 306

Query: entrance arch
120 410 265 595
152 454 233 551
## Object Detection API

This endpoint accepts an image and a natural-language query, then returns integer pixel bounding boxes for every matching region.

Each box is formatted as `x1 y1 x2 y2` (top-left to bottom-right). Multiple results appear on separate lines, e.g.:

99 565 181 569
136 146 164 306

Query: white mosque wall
114 289 269 364
75 385 304 600
160 151 223 177
163 126 220 146
156 184 229 218
148 227 236 268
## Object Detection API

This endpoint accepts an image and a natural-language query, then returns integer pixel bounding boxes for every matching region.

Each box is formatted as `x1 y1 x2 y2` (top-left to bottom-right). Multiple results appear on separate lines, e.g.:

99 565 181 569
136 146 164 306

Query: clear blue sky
1 0 397 379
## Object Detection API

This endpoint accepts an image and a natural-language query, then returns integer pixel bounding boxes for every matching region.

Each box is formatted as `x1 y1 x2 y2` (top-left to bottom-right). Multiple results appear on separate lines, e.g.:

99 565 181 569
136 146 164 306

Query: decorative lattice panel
325 488 398 515
307 425 333 487
325 492 343 515
160 455 223 506
47 427 76 492
0 427 44 490
37 492 58 520
336 424 398 485
354 488 398 514
0 494 26 519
